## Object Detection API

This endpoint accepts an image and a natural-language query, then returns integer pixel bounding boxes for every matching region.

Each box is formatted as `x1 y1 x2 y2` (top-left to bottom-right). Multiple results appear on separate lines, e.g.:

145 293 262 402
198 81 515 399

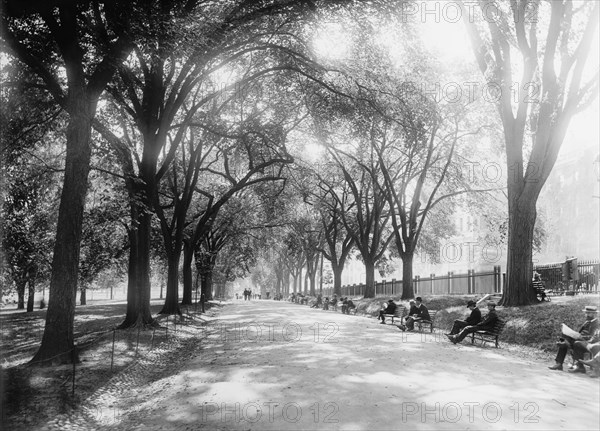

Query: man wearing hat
447 300 482 336
400 297 430 331
378 299 397 324
549 305 599 373
445 302 499 344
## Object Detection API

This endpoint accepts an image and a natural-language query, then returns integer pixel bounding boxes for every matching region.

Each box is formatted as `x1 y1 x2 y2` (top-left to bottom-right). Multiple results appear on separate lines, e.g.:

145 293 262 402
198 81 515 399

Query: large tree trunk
502 198 538 306
119 207 154 328
332 264 343 296
16 279 25 310
80 286 87 306
309 270 316 296
181 240 194 305
304 270 309 295
363 259 375 298
26 279 35 312
160 254 182 315
197 251 214 301
401 254 414 300
283 268 290 296
32 104 93 365
201 271 213 301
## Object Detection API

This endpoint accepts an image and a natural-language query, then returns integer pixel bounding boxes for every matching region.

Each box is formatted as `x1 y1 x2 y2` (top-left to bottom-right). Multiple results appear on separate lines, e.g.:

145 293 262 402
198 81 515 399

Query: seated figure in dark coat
447 300 482 336
446 302 498 344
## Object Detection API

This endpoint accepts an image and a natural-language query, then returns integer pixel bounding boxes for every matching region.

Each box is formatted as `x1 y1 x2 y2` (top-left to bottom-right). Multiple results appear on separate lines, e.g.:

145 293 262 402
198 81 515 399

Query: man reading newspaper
549 306 599 373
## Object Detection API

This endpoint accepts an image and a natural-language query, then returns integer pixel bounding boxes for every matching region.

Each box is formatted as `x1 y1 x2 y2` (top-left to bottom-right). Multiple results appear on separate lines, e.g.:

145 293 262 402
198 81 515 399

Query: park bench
415 310 437 332
383 304 406 325
470 319 506 348
341 302 358 315
535 286 550 301
533 280 550 302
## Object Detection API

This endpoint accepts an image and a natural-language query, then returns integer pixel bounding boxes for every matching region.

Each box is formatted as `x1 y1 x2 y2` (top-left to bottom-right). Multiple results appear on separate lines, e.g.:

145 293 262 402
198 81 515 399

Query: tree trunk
26 279 35 312
80 286 87 305
283 268 290 295
201 270 213 301
16 279 25 310
401 254 415 300
32 103 93 365
119 208 154 328
364 259 375 298
181 241 194 305
332 264 343 296
304 270 309 295
159 254 182 315
502 199 538 306
309 271 316 296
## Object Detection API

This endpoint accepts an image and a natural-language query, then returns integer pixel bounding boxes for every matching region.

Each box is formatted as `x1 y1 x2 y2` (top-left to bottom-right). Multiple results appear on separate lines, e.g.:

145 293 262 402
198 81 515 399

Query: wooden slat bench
415 310 437 333
383 305 406 324
470 319 506 348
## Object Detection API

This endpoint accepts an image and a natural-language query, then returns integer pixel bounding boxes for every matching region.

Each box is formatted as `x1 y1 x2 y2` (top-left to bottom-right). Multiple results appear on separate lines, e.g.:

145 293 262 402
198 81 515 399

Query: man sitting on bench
446 300 482 336
549 305 598 373
311 294 323 308
330 295 338 310
445 301 498 344
401 297 430 331
532 272 547 302
342 297 356 314
378 299 397 324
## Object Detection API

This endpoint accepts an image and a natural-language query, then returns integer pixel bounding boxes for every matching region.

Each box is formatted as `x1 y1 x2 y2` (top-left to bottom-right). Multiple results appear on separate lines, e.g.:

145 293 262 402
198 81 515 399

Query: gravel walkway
8 300 600 430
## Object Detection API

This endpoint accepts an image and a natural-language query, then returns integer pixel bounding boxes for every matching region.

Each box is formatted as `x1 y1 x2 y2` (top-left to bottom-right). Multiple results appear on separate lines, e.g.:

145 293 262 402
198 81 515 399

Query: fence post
494 266 501 293
110 329 116 372
448 272 453 294
392 279 396 295
136 324 141 355
415 276 420 295
166 317 169 342
72 348 76 397
430 274 435 294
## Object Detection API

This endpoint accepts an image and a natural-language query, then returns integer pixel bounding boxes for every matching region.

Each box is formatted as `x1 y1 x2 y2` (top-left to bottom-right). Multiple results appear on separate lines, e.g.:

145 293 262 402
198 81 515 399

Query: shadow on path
105 300 600 430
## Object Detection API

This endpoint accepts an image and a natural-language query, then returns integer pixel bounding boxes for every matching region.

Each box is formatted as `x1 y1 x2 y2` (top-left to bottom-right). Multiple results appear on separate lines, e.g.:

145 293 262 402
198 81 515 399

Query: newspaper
561 323 582 340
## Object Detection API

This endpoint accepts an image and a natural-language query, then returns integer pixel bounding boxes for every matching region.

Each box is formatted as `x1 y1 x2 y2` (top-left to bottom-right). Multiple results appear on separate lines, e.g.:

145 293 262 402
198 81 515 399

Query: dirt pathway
88 300 599 430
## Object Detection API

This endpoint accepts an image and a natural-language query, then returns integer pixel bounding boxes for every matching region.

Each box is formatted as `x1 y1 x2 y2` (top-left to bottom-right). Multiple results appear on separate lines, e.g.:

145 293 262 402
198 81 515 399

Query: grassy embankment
306 294 600 353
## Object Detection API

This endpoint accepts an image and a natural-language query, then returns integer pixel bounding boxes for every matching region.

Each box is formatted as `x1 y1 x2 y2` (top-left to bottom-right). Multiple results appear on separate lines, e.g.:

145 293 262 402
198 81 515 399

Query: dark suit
454 309 498 343
450 307 482 335
556 318 599 364
405 304 430 330
342 300 356 314
379 302 397 322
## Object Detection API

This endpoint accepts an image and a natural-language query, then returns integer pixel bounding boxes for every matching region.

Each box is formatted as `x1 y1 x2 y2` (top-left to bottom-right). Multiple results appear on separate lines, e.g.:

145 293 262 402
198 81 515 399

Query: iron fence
319 260 599 298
